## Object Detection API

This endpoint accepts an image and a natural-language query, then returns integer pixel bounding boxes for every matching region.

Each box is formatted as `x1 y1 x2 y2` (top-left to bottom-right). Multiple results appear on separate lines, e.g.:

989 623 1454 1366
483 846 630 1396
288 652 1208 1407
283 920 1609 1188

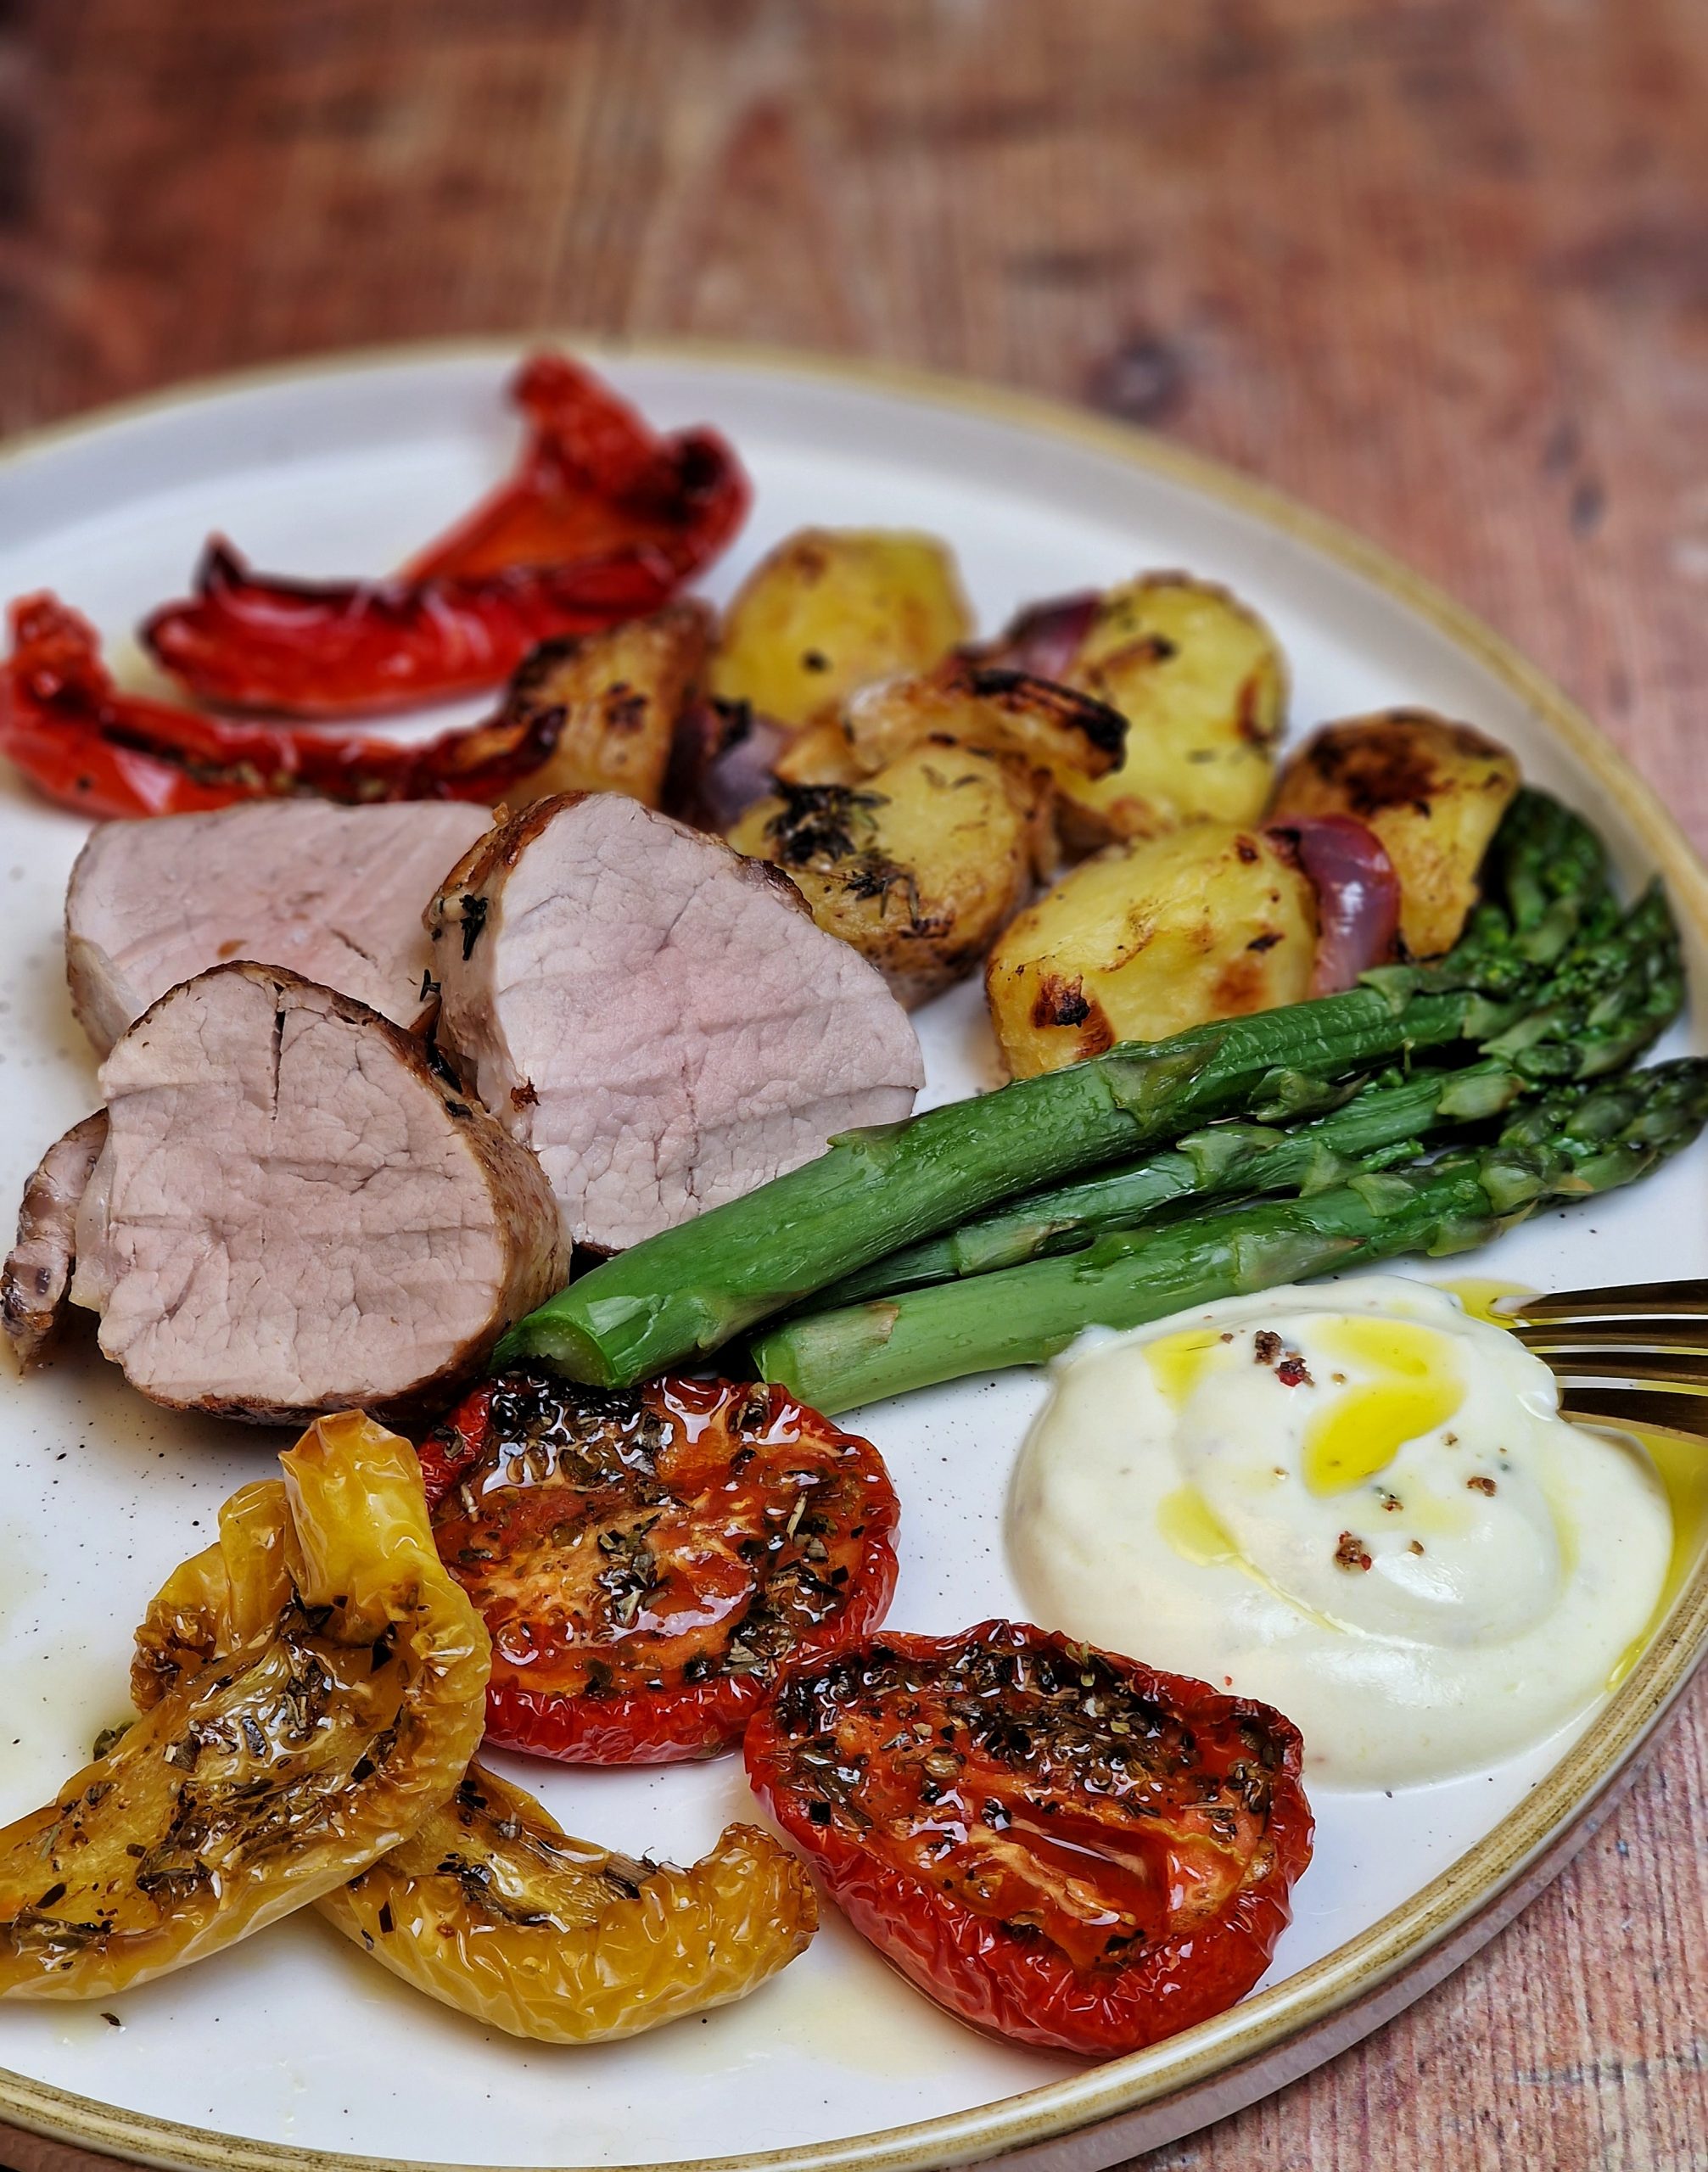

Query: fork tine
1510 1278 1708 1321
1537 1348 1708 1388
1481 1276 1708 1439
1512 1318 1708 1352
1559 1386 1708 1441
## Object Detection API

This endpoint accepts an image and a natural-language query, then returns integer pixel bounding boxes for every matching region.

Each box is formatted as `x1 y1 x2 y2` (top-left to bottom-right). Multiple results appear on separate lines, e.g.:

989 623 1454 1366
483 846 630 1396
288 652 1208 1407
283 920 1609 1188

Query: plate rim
2 333 1705 2172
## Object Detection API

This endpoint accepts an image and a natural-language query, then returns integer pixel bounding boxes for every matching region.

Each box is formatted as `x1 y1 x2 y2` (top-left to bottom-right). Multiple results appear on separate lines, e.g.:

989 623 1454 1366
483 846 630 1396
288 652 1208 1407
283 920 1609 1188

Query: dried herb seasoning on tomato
142 354 748 715
419 1372 900 1764
743 1620 1313 2057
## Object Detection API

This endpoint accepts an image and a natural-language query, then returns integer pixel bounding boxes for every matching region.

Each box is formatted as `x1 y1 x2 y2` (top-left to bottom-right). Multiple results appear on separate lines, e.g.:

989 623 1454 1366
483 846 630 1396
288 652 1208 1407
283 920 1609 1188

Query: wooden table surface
2 3 1705 2167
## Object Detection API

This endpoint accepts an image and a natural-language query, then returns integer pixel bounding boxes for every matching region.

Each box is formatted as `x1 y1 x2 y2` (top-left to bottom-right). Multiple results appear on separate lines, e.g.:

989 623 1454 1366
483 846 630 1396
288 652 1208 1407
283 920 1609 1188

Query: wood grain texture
1 2 1705 2166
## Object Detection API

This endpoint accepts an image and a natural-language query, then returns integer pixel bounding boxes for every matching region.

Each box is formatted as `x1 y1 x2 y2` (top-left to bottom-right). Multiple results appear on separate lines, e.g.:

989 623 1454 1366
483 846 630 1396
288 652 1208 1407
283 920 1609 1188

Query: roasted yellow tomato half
0 1413 490 2001
986 822 1317 1078
710 528 972 730
130 1419 819 2040
319 1761 815 2043
731 742 1044 1007
131 1477 300 1711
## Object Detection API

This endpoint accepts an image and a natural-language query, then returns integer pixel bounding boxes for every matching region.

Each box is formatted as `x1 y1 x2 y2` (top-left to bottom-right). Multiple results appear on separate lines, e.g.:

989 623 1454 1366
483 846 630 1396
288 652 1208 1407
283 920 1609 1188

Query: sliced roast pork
67 962 568 1424
2 1111 109 1363
429 793 925 1252
65 800 492 1055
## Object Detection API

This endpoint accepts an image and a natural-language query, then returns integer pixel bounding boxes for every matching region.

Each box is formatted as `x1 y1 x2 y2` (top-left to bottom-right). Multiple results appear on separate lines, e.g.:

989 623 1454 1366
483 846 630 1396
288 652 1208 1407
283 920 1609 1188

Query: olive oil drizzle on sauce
1144 1281 1700 1681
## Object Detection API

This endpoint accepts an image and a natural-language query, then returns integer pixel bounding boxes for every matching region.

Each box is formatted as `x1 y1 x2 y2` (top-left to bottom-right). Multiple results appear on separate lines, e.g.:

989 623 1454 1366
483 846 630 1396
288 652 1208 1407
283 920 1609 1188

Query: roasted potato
710 529 972 730
731 742 1043 1007
503 600 712 809
986 822 1317 1078
769 719 865 790
772 657 1126 809
1270 710 1520 958
990 574 1288 851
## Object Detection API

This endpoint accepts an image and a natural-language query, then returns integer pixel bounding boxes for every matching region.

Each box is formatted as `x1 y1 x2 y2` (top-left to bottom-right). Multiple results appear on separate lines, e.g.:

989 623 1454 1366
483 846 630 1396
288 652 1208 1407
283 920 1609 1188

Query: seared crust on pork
68 963 568 1423
2 1111 109 1364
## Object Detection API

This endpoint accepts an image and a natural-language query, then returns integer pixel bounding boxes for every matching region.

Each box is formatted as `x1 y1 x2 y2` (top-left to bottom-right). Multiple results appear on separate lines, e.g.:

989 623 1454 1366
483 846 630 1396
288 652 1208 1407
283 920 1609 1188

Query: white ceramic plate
1 344 1705 2172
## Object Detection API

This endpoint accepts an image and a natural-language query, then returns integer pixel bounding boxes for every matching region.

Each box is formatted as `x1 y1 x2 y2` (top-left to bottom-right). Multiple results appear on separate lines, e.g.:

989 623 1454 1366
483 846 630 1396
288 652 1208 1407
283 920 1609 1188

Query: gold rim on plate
0 337 1705 2172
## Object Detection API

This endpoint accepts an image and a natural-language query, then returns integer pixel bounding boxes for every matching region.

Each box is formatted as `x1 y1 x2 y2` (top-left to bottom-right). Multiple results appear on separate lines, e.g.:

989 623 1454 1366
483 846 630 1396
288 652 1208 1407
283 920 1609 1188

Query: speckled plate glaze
0 344 1705 2172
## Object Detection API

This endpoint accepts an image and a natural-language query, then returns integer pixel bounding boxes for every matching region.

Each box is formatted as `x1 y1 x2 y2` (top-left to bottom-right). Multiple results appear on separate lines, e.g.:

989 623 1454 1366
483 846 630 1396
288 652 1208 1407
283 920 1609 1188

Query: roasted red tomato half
743 1621 1313 2058
419 1373 900 1764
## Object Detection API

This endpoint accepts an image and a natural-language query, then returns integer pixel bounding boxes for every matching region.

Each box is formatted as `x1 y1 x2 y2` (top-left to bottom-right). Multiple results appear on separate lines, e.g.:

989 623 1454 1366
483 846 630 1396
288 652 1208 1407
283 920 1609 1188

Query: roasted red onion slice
1267 814 1401 994
675 703 795 832
981 591 1103 683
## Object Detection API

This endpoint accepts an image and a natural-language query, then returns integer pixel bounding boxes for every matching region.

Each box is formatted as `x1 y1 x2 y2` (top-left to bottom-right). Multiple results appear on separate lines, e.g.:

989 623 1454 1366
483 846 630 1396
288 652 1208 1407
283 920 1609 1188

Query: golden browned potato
709 529 972 729
771 658 1126 812
1269 710 1520 959
770 720 865 790
985 822 1317 1078
503 600 712 809
994 574 1288 851
730 742 1041 1007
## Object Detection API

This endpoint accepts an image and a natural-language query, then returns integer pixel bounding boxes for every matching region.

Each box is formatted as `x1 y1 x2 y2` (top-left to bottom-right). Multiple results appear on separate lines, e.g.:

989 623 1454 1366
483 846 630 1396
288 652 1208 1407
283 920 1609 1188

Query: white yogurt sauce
1007 1277 1671 1786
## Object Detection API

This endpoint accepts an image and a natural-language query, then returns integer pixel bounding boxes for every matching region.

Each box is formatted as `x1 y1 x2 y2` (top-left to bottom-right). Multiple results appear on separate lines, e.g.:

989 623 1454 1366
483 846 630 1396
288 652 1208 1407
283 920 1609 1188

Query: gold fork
1504 1280 1708 1441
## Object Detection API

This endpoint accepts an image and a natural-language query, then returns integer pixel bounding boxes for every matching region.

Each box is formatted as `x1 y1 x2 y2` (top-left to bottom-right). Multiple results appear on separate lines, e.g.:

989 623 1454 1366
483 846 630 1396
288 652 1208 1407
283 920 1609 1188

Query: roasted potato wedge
502 600 712 809
1270 710 1520 958
989 574 1288 850
731 742 1043 1007
770 719 865 790
710 529 972 730
843 658 1125 788
772 658 1126 807
986 822 1317 1078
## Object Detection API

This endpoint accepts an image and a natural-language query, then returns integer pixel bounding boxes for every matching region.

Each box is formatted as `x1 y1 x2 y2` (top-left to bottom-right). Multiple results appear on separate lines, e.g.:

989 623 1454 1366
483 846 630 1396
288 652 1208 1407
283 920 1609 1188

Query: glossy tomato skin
420 1373 899 1765
744 1621 1313 2058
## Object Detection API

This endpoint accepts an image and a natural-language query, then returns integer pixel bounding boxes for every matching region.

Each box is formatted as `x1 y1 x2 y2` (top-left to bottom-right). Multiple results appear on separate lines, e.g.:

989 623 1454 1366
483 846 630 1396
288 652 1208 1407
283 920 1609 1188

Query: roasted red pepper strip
419 1372 900 1765
143 355 749 715
0 595 564 820
404 353 731 581
744 1621 1313 2058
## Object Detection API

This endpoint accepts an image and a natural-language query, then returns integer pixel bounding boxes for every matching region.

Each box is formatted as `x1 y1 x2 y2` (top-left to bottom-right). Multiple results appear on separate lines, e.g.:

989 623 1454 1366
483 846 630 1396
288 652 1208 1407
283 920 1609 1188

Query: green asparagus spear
753 1060 1708 1413
1367 787 1614 1000
496 980 1490 1384
816 1059 1525 1304
820 879 1682 1306
1481 882 1681 1080
497 792 1666 1388
1498 787 1613 959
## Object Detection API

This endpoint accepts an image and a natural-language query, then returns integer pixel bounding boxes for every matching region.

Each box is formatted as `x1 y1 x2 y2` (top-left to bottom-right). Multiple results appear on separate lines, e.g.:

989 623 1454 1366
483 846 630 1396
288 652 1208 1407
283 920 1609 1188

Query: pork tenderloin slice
3 1111 109 1364
428 792 925 1253
70 962 568 1424
65 800 492 1055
